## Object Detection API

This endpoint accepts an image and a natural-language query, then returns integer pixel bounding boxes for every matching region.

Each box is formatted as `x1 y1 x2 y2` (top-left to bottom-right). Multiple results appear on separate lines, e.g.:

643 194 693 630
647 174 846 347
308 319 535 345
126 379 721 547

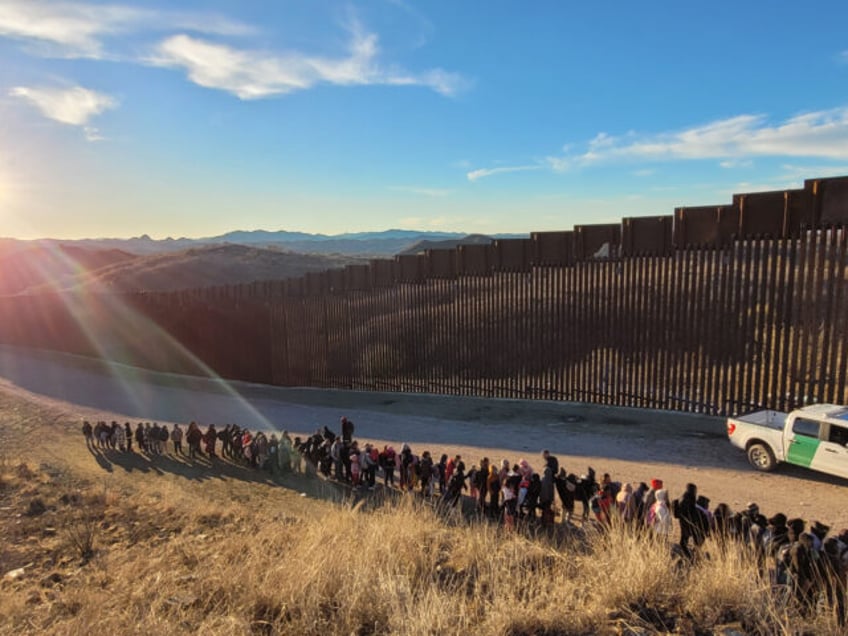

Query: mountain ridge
0 229 527 295
1 229 524 257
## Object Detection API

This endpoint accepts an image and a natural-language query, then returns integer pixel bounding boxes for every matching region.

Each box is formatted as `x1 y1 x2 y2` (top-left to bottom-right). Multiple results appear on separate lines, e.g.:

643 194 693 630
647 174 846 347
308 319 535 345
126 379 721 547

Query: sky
1 1 848 240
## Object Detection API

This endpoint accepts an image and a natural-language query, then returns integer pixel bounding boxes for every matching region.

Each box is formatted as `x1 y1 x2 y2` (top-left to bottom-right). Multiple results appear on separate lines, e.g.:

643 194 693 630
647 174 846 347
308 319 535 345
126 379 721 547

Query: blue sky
1 1 847 240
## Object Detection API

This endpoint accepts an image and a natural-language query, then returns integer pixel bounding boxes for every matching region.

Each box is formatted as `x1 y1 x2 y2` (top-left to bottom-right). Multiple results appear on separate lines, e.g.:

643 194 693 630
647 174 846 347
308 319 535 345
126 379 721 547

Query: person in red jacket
445 454 461 488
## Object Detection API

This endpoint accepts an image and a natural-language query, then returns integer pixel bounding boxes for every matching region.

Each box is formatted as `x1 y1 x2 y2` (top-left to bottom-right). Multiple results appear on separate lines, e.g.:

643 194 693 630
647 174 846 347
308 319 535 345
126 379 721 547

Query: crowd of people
81 419 299 472
82 415 848 624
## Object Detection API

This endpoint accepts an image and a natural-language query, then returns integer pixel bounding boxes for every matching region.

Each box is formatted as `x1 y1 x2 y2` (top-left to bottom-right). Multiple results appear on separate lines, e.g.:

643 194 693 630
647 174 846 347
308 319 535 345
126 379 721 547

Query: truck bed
732 409 787 430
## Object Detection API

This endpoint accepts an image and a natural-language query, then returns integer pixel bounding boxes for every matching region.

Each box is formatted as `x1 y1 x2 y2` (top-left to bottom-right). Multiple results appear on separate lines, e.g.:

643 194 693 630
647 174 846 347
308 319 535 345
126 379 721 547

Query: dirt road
1 344 846 529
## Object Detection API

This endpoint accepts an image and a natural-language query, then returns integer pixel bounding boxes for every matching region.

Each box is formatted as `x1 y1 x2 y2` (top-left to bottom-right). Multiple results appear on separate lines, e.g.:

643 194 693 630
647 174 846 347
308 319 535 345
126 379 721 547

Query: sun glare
0 168 37 239
0 169 19 216
0 170 10 206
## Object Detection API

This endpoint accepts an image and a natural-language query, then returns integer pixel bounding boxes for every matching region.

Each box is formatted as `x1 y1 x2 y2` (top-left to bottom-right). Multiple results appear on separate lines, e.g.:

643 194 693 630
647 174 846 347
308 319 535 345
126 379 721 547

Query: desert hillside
12 244 364 294
1 347 848 634
0 243 137 296
75 244 364 293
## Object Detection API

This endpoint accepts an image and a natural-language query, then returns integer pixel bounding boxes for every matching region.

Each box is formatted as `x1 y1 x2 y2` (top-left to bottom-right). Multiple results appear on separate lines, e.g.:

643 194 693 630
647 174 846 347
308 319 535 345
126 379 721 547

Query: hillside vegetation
73 244 363 293
9 244 363 295
1 385 845 635
0 244 136 296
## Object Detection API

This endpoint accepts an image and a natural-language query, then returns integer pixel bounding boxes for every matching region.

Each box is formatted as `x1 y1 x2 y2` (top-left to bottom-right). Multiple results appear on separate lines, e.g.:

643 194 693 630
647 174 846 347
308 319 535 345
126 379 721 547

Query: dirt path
2 344 847 530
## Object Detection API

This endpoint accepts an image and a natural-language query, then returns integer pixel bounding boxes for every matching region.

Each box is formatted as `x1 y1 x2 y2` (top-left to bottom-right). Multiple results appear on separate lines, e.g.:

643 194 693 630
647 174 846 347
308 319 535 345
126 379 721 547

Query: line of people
292 420 848 625
82 419 301 475
83 416 848 624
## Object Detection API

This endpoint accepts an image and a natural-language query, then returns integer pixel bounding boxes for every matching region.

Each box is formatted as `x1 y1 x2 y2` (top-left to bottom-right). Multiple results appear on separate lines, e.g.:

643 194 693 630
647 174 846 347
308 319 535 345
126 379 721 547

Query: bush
65 513 98 563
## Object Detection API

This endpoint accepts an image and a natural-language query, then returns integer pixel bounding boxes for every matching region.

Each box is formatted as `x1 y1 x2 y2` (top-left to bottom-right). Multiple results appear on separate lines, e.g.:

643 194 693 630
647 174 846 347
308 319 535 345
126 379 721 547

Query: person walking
186 422 203 459
81 421 94 449
204 424 218 458
673 483 702 559
124 422 133 453
648 489 673 538
171 423 183 455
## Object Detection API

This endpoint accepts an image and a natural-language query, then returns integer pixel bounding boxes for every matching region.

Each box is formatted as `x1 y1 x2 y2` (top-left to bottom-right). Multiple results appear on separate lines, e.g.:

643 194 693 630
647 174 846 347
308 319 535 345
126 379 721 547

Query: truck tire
747 443 777 472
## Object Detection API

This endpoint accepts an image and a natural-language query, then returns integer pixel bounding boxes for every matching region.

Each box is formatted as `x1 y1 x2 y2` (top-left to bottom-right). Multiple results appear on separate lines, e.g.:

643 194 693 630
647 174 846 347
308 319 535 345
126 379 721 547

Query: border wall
1 176 847 416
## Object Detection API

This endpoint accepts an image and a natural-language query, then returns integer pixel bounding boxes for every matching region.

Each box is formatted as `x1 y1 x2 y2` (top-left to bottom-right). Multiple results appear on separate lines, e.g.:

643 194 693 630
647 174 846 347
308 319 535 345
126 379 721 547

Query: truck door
785 417 822 469
814 422 848 479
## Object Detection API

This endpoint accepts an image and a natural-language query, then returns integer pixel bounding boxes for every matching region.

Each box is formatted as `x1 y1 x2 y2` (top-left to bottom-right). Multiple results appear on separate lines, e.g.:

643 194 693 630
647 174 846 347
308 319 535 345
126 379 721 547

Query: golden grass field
0 383 845 636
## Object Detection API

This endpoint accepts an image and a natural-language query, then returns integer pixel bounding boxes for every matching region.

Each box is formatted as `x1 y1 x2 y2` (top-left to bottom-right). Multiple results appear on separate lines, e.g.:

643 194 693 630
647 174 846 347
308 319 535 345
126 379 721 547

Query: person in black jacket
524 473 542 520
340 416 354 443
81 421 94 449
554 469 577 524
437 454 448 495
443 461 467 508
542 449 559 475
418 451 434 497
186 422 203 459
673 482 702 559
204 424 218 458
124 422 133 453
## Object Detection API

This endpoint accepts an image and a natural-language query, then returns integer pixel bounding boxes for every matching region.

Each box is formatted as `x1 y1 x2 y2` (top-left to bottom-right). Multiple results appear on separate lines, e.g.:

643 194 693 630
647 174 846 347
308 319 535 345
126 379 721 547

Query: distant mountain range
16 229 506 257
0 229 525 295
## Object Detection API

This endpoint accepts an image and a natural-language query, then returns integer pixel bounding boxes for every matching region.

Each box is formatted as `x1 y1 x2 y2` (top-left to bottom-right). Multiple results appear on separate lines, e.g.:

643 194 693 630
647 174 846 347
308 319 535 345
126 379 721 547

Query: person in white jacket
648 489 673 538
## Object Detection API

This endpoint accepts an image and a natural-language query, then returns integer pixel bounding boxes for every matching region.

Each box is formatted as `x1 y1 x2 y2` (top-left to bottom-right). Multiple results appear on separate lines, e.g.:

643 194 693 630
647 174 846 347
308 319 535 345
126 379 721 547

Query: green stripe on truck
786 436 819 468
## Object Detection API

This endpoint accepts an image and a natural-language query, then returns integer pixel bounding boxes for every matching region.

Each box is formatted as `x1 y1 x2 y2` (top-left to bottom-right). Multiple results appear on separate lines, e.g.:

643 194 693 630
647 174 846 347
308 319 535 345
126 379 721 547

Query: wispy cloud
397 215 474 231
776 163 848 182
147 22 466 100
149 35 311 99
466 165 541 182
719 159 753 169
0 0 252 59
549 108 848 169
0 1 141 58
0 2 465 101
469 108 848 184
388 186 452 197
839 50 848 64
10 85 116 137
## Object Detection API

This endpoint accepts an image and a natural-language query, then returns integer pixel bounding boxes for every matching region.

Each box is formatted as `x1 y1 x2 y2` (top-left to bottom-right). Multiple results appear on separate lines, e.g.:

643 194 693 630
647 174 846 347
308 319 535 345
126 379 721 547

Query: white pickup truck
727 404 848 477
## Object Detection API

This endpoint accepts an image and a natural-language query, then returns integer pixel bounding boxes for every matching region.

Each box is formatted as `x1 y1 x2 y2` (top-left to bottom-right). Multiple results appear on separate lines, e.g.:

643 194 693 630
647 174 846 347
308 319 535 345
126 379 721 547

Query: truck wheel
747 443 776 472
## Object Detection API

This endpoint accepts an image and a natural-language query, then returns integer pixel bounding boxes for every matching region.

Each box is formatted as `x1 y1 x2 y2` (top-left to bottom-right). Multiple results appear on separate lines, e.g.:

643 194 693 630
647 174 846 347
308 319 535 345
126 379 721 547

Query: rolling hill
0 243 137 296
0 229 525 295
45 244 364 293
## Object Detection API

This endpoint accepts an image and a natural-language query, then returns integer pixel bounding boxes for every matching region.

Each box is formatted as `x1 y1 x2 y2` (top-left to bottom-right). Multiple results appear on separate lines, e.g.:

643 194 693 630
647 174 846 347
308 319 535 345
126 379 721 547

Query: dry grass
3 466 845 636
0 390 845 635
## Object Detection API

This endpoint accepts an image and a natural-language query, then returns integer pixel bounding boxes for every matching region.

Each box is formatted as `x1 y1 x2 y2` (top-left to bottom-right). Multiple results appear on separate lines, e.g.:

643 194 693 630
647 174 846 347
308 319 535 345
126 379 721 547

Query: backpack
159 427 169 442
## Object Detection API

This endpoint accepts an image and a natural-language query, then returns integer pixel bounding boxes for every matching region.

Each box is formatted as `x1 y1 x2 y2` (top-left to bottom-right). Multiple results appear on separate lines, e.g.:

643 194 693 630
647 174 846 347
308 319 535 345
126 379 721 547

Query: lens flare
0 244 275 430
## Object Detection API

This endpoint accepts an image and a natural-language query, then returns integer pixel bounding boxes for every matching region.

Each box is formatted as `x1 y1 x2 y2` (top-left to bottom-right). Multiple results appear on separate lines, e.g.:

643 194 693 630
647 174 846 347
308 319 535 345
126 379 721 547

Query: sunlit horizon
2 2 847 243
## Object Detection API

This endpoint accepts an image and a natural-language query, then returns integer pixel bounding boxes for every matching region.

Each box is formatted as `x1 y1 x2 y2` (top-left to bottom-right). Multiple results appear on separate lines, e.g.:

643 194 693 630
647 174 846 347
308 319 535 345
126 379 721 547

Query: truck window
828 424 848 446
792 418 821 438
